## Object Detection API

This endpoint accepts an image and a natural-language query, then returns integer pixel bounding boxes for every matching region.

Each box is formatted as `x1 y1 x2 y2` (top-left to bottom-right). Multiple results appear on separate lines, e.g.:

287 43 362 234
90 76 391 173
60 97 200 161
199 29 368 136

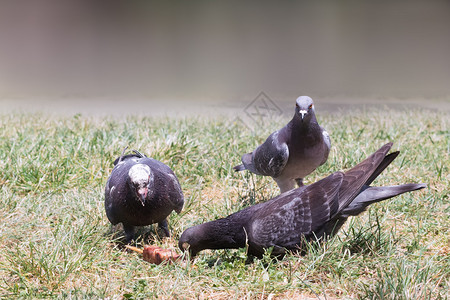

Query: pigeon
105 149 184 243
179 142 426 257
234 96 331 193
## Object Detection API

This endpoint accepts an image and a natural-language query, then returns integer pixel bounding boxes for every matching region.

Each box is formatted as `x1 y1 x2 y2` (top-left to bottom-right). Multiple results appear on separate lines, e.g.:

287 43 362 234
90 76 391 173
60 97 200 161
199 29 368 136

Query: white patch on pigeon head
128 164 152 206
128 164 152 190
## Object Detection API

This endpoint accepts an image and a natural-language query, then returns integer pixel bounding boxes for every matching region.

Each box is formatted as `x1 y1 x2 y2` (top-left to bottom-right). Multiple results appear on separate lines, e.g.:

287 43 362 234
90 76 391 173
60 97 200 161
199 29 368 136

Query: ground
0 99 448 299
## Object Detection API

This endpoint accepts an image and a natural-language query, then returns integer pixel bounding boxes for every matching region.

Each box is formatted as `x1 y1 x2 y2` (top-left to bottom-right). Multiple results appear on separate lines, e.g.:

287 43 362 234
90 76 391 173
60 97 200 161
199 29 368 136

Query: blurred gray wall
1 1 449 102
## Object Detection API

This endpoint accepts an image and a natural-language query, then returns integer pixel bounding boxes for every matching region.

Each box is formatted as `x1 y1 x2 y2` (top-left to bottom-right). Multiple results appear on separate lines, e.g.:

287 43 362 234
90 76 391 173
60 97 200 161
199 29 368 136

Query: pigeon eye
308 104 313 109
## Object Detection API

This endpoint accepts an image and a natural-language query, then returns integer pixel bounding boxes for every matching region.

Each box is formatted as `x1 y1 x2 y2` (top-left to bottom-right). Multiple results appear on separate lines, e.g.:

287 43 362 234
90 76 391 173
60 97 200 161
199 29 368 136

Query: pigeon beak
181 242 197 258
299 110 307 120
181 242 190 251
137 187 148 206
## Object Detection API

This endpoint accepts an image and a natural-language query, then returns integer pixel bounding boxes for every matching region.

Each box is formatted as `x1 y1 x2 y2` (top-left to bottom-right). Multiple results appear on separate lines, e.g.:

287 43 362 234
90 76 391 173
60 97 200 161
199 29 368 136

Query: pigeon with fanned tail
234 96 331 193
180 142 426 258
105 149 184 243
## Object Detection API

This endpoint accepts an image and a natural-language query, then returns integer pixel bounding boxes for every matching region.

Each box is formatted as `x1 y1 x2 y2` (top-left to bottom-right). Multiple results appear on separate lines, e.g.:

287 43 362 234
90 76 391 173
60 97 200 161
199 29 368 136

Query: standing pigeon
105 149 184 243
179 142 426 257
234 96 331 193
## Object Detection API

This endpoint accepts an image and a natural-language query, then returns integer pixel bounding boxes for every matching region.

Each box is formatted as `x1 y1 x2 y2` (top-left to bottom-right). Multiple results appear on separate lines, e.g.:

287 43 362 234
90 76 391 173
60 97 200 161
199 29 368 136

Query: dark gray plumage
234 96 331 193
105 150 184 243
180 142 426 257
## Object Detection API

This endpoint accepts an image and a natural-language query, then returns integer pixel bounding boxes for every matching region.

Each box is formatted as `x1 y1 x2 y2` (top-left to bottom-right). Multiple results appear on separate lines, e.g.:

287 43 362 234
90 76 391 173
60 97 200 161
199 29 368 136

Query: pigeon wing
139 157 185 212
334 142 393 215
248 172 343 252
250 131 289 177
104 158 137 225
320 128 331 165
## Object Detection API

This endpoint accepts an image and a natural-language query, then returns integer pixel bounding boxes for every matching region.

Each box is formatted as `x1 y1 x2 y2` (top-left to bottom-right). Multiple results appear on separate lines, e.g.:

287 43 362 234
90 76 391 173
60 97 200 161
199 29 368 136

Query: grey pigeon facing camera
180 143 426 258
105 150 184 243
234 96 331 193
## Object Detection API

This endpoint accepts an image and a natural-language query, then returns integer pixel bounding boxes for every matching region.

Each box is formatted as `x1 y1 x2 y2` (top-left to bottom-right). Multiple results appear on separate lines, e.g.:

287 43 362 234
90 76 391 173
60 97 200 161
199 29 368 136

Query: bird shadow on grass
201 246 290 269
338 212 401 256
201 220 396 269
202 250 257 268
104 224 169 250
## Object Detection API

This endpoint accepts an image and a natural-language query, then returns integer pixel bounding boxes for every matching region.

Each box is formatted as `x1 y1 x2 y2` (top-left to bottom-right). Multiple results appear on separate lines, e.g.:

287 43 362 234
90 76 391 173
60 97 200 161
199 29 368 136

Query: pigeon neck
190 217 247 253
290 113 318 131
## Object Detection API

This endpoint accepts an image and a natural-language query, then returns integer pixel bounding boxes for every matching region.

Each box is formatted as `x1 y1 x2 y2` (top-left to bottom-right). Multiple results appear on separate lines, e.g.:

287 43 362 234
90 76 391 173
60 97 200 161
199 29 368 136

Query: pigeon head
128 164 152 206
179 218 247 257
178 226 202 257
295 96 315 122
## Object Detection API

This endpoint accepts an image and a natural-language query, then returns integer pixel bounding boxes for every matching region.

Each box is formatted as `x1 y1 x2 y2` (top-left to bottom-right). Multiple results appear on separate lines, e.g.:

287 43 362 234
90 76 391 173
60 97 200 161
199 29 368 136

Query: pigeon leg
158 219 171 237
123 224 135 244
274 178 296 193
295 178 304 187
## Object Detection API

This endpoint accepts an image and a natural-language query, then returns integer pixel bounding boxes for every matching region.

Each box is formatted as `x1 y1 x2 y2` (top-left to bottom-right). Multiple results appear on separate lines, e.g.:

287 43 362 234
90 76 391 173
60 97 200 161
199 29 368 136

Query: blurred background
0 0 449 115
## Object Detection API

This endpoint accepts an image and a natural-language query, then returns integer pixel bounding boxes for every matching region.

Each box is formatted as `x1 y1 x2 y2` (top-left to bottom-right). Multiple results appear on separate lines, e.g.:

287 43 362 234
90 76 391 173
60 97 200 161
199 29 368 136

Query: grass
0 108 448 299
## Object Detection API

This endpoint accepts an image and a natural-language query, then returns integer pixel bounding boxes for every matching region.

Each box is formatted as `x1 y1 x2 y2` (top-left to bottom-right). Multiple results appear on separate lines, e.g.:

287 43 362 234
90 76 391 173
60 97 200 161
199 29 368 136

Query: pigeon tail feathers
340 183 426 217
113 149 147 166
